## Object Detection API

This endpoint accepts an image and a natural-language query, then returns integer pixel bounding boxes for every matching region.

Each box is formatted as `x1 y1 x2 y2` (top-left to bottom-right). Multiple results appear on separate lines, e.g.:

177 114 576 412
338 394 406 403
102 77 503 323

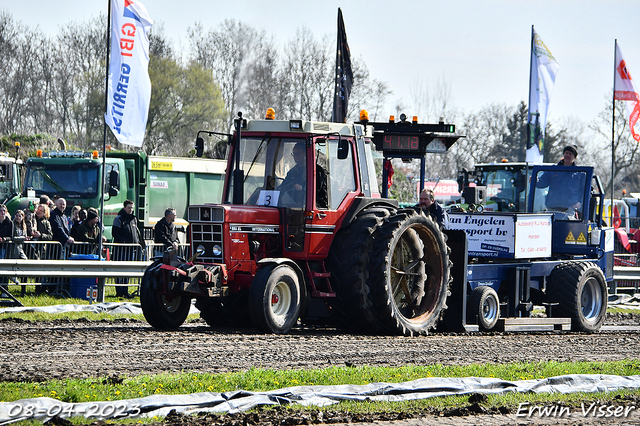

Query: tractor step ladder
304 261 335 297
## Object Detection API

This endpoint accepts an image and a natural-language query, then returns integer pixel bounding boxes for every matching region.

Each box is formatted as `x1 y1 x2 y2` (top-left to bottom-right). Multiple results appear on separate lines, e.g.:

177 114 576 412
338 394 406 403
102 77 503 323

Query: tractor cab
528 164 609 261
218 112 379 261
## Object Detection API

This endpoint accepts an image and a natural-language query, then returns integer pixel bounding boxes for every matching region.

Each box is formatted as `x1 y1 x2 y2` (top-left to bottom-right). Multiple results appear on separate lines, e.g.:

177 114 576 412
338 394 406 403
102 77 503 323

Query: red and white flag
614 42 640 142
105 0 153 147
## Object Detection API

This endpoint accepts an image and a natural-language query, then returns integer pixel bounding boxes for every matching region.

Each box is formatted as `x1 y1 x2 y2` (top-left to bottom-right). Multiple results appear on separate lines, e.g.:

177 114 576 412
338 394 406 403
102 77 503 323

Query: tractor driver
279 142 307 205
279 141 328 208
535 145 583 214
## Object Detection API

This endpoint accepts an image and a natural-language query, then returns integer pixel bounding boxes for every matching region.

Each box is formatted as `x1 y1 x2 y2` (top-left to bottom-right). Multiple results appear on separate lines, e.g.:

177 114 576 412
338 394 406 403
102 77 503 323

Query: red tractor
140 111 462 335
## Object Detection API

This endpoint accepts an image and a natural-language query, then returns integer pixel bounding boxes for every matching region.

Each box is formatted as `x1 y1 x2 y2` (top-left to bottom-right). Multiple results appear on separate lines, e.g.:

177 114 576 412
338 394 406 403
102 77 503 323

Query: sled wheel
547 261 607 332
468 286 500 331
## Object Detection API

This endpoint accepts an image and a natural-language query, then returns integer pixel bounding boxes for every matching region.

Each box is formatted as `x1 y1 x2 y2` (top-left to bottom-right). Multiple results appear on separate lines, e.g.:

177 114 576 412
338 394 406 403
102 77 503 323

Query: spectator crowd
0 197 185 299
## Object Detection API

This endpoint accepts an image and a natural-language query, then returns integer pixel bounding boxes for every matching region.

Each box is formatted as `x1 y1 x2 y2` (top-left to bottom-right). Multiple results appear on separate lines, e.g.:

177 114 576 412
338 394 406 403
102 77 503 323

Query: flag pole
99 0 112 262
524 25 534 211
611 39 616 215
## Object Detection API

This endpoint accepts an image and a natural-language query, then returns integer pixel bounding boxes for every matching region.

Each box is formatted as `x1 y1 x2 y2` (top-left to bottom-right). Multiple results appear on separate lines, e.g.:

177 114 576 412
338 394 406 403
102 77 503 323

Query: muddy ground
2 312 638 426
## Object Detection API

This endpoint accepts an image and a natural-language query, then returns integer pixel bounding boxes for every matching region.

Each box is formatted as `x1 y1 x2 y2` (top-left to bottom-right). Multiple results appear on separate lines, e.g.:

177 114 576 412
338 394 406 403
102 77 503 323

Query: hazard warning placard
565 231 576 244
577 232 587 245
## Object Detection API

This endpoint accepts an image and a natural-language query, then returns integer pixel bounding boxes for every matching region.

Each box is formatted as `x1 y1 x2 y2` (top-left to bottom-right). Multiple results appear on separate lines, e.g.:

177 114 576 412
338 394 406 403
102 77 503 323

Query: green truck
6 151 227 239
0 151 22 206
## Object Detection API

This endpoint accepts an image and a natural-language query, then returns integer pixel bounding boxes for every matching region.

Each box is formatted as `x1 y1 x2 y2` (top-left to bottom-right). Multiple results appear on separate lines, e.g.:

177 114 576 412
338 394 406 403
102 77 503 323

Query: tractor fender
256 258 307 303
339 197 399 230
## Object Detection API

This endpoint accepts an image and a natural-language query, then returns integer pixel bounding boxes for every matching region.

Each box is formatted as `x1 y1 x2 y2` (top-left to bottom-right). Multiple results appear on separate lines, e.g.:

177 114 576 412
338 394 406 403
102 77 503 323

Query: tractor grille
191 223 224 263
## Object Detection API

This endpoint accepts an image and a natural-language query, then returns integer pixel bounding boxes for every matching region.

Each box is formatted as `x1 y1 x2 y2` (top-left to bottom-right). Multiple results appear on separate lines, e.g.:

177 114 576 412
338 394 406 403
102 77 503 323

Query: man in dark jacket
0 204 13 258
0 204 12 285
416 188 448 227
112 200 143 298
154 207 184 254
75 208 103 245
49 198 74 252
535 145 584 214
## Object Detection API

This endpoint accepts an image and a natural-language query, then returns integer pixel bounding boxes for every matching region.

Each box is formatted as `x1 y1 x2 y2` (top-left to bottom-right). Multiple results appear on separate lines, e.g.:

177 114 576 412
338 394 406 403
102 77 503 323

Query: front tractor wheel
547 261 607 332
249 264 302 334
369 210 451 336
140 262 192 330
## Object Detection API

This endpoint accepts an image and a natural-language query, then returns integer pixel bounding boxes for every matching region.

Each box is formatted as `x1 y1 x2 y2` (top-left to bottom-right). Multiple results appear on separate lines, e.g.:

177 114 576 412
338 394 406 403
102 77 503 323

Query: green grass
2 287 640 423
1 361 640 424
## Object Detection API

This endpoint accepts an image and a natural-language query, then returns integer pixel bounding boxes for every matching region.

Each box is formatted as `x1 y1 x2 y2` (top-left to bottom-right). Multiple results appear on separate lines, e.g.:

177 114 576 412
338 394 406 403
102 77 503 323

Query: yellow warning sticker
565 231 576 244
150 161 173 171
577 232 587 245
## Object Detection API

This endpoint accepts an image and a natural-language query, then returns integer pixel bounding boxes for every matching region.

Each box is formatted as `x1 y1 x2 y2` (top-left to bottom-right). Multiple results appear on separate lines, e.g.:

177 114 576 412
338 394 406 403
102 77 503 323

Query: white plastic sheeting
609 294 640 310
0 302 200 316
1 374 640 424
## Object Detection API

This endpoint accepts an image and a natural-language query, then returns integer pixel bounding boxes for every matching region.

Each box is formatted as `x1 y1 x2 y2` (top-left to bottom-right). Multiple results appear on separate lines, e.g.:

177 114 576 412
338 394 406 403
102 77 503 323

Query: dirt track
0 315 639 383
3 314 640 425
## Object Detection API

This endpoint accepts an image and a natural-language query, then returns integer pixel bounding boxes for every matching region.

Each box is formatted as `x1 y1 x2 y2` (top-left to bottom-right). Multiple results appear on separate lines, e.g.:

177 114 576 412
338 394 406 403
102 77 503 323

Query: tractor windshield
227 137 307 208
532 168 587 220
479 167 527 212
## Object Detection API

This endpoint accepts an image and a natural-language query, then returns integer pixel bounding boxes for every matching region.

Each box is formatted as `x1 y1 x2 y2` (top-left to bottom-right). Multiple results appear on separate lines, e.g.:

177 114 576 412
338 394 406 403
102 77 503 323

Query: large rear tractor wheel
547 261 607 332
467 286 500 331
326 208 392 332
195 298 224 327
369 209 451 336
249 264 302 334
140 262 192 330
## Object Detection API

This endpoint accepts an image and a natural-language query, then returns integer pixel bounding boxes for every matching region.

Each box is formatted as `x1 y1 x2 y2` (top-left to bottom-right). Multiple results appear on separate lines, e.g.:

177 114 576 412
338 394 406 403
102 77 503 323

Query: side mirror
337 138 349 160
109 169 120 190
195 137 204 157
108 186 119 197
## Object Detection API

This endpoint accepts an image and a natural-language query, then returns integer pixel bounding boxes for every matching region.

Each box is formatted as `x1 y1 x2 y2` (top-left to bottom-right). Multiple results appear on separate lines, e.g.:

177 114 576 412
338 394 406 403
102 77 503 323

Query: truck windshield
24 163 100 199
227 137 306 208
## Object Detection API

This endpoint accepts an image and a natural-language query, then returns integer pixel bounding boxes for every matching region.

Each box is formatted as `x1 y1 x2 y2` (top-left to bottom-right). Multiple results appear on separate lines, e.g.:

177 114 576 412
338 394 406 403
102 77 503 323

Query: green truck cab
0 152 23 206
6 151 226 240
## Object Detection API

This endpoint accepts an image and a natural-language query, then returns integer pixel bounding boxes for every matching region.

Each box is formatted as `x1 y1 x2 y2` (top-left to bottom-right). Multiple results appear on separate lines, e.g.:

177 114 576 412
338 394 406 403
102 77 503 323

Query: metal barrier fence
612 265 640 294
0 241 189 303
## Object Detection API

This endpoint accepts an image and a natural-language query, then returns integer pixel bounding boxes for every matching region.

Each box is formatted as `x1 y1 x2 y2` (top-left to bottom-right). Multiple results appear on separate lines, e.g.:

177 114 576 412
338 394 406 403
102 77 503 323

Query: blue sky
4 0 640 125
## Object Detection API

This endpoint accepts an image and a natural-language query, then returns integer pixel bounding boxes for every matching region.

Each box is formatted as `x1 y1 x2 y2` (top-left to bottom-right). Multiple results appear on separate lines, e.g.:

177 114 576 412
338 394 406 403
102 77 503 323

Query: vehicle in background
5 151 226 240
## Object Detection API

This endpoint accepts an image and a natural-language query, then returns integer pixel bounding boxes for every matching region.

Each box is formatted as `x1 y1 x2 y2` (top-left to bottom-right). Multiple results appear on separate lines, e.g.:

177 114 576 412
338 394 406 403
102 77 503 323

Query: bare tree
0 13 42 135
56 15 107 149
279 28 332 121
589 93 640 196
188 20 262 129
347 56 391 122
241 37 281 120
410 76 457 123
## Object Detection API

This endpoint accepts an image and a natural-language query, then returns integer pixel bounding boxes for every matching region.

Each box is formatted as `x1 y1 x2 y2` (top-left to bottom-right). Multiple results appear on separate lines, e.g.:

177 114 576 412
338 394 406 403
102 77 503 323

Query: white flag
614 42 640 142
526 27 559 164
105 0 153 147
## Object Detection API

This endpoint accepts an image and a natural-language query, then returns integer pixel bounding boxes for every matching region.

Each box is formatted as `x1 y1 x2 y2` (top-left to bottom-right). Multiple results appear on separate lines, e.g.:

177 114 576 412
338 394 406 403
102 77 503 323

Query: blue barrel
68 254 101 300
